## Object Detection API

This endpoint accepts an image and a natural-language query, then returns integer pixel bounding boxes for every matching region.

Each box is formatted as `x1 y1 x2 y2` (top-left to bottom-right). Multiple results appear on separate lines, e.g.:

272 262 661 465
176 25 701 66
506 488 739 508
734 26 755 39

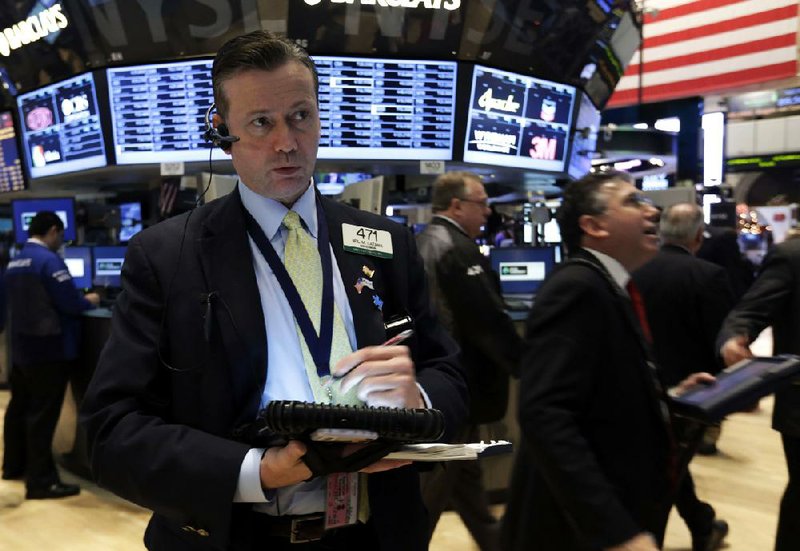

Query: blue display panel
63 246 93 289
490 246 557 295
11 197 76 244
16 72 108 178
118 201 143 242
463 65 575 172
0 112 26 192
314 56 457 160
93 246 127 288
107 60 222 164
567 92 602 180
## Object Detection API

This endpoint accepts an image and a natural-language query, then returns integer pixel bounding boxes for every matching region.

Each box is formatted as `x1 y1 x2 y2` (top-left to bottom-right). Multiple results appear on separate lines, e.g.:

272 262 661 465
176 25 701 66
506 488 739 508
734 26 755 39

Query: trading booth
0 0 641 498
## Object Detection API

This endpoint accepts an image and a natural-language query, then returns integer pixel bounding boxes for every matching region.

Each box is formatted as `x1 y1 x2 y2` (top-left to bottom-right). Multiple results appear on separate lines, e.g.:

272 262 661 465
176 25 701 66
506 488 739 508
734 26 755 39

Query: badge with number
342 224 393 259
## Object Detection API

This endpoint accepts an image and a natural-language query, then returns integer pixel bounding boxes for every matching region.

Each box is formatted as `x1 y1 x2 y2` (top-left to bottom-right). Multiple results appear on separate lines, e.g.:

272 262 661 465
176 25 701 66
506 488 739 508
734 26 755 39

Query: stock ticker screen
463 65 575 172
107 60 222 164
314 57 457 160
16 72 108 179
0 111 25 192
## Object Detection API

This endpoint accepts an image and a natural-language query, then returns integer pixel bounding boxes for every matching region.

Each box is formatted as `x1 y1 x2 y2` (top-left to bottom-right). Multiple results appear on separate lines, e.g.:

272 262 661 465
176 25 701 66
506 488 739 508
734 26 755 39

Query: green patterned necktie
282 211 363 405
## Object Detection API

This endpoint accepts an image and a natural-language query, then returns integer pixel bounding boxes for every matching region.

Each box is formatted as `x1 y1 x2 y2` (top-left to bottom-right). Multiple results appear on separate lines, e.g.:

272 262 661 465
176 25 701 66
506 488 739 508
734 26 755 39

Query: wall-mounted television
106 60 225 164
463 65 575 173
11 197 76 244
313 56 457 161
63 246 93 289
490 246 557 296
118 201 143 242
93 245 127 288
0 111 26 192
16 72 108 178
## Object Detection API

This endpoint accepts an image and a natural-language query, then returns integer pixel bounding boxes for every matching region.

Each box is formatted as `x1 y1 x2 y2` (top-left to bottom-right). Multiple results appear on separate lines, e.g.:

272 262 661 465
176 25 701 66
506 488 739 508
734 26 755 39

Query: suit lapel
322 197 386 348
197 189 267 424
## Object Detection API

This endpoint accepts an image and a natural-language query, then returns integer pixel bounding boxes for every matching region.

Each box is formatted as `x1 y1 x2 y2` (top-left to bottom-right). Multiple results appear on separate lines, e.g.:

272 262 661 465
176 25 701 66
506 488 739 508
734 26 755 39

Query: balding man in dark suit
634 203 732 551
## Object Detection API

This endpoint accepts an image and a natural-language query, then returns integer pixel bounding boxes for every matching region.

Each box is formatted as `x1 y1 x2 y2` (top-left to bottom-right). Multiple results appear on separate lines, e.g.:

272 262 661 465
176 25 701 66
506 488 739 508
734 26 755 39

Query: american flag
608 0 799 107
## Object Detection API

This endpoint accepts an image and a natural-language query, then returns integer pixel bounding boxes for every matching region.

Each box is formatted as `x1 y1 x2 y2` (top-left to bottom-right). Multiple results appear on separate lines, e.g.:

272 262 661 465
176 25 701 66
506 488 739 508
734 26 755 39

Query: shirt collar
583 247 630 290
238 179 318 240
27 237 48 248
433 214 467 236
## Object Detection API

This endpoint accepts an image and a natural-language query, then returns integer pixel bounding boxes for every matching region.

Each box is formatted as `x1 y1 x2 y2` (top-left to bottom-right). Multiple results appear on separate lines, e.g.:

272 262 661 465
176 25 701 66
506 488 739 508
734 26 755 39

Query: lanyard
243 195 335 378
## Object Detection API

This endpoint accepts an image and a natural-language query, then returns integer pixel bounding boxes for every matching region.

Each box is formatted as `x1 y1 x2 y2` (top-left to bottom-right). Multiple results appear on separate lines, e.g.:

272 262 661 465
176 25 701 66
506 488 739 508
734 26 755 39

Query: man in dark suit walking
80 31 467 551
718 235 800 551
503 171 712 551
633 202 732 551
417 171 521 550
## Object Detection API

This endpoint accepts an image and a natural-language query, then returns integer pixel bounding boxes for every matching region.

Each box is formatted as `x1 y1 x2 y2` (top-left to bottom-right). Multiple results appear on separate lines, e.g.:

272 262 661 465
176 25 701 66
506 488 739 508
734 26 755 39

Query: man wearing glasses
503 171 713 551
417 171 521 551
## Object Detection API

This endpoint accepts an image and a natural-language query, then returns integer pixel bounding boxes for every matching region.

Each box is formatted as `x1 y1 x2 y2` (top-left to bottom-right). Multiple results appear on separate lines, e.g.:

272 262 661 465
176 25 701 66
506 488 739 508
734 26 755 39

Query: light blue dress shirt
234 180 357 514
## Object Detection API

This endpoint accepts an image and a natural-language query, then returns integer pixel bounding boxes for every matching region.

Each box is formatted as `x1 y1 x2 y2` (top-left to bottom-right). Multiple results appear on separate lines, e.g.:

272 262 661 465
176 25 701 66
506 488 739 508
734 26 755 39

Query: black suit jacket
416 217 520 423
633 244 735 386
503 250 673 551
80 188 468 551
718 238 800 437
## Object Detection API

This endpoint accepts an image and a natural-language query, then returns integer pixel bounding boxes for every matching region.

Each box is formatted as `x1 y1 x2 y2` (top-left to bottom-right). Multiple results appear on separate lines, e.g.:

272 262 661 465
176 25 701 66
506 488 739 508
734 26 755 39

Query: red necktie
627 280 679 490
626 280 653 344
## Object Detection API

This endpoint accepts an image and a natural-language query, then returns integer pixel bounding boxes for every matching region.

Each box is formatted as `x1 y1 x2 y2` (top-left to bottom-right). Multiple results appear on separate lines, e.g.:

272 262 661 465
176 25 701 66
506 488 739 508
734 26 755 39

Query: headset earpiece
203 104 240 151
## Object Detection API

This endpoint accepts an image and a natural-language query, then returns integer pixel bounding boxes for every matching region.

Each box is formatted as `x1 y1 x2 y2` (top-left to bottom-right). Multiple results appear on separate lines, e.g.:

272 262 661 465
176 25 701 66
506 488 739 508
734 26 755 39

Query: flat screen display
93 245 127 288
314 56 457 160
490 246 557 295
11 197 76 244
0 111 26 192
463 65 575 172
567 92 602 180
119 201 143 242
107 60 223 164
63 246 93 289
16 72 108 178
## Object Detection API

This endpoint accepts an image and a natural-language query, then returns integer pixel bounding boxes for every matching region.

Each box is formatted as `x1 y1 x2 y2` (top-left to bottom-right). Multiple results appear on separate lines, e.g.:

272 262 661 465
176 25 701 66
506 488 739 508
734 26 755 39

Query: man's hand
605 532 659 551
259 440 312 489
332 345 424 408
84 292 101 306
672 372 716 397
720 334 753 367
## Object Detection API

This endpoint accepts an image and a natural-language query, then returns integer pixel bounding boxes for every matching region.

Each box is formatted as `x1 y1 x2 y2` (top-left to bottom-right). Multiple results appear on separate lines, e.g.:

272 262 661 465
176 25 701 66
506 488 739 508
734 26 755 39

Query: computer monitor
463 65 575 173
11 197 77 244
16 72 108 178
63 246 93 289
0 111 26 192
118 201 143 242
386 215 408 226
490 246 557 296
93 245 127 288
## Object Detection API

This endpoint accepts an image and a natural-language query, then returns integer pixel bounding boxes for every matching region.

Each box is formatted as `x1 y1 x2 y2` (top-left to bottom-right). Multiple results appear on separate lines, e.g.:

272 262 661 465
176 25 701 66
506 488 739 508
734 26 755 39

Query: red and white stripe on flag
608 0 799 108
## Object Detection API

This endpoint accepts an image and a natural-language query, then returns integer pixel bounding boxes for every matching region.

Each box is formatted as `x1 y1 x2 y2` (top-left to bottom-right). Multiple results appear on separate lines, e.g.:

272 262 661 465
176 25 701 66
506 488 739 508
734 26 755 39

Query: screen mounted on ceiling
313 56 457 161
567 92 602 180
16 72 108 179
463 65 575 172
107 60 222 164
0 111 26 192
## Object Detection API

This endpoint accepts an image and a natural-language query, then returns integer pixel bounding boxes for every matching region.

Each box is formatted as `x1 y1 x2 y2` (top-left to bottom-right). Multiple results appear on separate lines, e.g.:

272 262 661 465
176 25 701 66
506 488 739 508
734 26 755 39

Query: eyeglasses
621 193 655 209
460 197 490 208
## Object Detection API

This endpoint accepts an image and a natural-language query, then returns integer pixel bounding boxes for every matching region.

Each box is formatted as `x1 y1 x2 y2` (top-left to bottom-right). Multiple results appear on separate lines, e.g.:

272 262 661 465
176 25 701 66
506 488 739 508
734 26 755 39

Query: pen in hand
326 329 415 385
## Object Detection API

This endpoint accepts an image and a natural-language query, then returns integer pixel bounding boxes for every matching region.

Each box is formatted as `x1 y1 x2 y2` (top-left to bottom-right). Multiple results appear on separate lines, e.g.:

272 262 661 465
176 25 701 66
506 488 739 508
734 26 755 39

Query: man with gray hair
417 170 521 551
633 202 733 551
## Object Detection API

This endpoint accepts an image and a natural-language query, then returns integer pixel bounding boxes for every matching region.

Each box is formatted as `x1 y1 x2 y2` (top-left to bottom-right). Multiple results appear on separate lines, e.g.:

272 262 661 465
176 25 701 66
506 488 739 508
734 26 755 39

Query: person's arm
41 257 96 314
436 247 521 376
80 235 251 535
718 246 796 365
519 272 642 549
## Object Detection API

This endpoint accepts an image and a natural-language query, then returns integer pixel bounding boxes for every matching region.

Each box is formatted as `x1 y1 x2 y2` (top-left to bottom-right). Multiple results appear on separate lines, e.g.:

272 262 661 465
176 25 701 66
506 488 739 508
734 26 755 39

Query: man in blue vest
2 211 99 499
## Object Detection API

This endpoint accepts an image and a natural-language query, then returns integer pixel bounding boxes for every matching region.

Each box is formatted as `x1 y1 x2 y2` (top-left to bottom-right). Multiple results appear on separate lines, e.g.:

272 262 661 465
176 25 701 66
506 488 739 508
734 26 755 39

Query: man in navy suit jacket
81 31 467 551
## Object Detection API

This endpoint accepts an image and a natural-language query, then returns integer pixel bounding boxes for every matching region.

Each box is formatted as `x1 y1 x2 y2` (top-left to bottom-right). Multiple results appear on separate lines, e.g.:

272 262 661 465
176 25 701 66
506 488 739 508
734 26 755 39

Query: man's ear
578 213 609 239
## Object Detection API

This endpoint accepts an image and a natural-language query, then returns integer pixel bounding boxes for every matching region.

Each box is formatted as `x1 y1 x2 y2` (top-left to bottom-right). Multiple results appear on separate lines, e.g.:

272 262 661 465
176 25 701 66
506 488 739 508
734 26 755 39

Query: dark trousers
2 361 71 490
775 434 800 551
675 471 715 537
420 424 500 551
